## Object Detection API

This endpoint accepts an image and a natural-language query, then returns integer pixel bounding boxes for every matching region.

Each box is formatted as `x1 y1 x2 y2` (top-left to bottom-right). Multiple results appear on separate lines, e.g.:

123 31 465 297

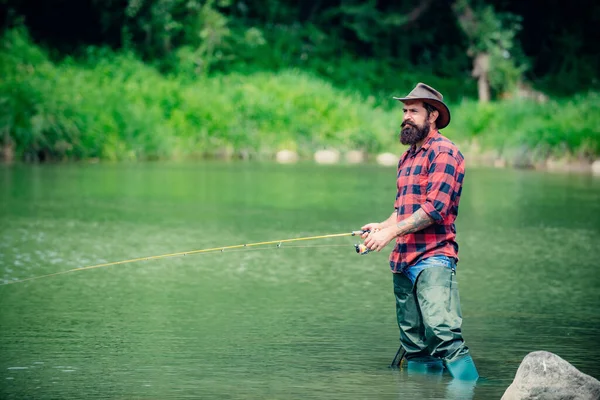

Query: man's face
399 101 433 146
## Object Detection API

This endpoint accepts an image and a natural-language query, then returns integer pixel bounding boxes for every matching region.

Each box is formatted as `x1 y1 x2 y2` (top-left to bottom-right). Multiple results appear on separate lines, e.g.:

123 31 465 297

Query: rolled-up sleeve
420 151 459 223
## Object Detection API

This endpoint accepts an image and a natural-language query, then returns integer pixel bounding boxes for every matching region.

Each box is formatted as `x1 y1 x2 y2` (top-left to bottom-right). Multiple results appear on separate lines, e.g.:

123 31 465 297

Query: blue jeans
402 255 456 284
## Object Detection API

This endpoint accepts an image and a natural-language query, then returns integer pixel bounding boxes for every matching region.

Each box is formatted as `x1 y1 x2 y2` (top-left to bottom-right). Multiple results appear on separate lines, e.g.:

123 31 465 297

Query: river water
1 162 599 399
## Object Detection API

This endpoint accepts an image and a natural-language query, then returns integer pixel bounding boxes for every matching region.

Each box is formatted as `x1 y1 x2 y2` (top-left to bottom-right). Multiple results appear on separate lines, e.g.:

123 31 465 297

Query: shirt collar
410 128 439 154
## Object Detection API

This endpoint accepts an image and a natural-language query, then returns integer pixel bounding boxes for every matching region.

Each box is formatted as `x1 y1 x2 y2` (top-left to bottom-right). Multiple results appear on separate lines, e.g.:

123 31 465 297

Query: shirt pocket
404 168 427 206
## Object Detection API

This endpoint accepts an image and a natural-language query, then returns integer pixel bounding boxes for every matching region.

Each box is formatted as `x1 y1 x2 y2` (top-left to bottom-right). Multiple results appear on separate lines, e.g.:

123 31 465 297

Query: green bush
0 28 400 161
447 94 600 158
1 28 599 162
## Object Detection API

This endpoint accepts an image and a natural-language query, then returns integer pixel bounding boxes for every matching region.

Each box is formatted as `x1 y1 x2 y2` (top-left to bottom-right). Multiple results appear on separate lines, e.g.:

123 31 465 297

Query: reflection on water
445 379 477 400
1 163 599 399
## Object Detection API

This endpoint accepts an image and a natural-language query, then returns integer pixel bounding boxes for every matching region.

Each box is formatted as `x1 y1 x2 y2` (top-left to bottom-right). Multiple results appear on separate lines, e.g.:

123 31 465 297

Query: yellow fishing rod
1 230 371 286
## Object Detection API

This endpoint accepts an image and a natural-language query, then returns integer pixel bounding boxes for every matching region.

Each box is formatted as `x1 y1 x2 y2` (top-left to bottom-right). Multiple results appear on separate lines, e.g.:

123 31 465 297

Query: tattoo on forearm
395 209 434 236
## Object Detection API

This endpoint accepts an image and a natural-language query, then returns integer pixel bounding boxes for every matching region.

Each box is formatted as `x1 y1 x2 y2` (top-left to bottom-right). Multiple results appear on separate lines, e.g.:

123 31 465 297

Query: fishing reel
355 243 372 255
354 229 374 255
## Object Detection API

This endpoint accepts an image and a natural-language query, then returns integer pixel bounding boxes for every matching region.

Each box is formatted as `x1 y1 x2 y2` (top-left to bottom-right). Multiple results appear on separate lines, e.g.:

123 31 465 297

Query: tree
453 0 527 102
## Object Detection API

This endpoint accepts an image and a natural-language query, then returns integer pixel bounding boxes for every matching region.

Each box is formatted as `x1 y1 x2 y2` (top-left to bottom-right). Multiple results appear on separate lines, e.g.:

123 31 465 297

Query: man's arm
394 149 461 235
393 208 435 237
360 211 397 237
364 149 461 251
363 208 435 252
380 211 397 229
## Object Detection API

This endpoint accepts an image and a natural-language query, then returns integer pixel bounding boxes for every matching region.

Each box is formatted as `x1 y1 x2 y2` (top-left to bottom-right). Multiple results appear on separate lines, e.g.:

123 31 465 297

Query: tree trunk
477 74 490 103
453 0 490 102
1 130 14 164
472 53 490 103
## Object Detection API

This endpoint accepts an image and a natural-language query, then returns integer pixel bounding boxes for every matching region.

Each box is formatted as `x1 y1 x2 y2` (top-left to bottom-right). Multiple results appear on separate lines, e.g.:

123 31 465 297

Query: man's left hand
363 227 397 252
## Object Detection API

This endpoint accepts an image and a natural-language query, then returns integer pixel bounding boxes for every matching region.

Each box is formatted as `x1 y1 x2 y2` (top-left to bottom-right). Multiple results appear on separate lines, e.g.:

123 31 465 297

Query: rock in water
502 351 600 400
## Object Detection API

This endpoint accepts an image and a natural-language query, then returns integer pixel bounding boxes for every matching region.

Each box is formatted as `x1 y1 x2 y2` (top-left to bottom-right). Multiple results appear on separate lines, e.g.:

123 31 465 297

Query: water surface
1 162 599 399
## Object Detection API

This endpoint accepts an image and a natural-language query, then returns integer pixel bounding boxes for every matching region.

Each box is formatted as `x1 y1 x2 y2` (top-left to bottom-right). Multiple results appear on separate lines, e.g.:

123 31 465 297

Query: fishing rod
1 230 373 286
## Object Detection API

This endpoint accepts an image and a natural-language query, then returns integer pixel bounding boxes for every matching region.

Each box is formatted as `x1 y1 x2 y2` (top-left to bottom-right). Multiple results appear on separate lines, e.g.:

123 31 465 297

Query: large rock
376 152 399 167
502 351 600 400
314 149 340 164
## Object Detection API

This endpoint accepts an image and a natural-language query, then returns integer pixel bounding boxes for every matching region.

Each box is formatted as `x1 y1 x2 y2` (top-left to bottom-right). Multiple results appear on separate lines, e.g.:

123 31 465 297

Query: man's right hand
360 223 382 239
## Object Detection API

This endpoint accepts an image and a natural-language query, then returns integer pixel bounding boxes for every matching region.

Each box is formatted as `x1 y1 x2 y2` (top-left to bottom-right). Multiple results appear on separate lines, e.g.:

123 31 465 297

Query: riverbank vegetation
1 0 599 163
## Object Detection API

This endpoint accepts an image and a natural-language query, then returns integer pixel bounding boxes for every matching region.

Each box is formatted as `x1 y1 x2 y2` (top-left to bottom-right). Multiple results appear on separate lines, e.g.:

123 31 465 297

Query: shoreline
270 145 600 176
2 144 600 176
459 140 600 175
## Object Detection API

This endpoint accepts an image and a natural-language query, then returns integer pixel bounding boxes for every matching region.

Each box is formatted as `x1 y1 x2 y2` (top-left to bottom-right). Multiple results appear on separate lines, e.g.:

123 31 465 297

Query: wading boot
406 357 444 374
445 354 479 381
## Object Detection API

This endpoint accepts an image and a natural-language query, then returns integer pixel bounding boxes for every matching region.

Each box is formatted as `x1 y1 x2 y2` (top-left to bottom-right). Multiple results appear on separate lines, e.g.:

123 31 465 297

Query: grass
1 28 599 162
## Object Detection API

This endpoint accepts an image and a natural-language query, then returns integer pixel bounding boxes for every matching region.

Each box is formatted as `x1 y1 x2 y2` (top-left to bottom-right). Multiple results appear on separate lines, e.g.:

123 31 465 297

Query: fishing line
0 231 367 286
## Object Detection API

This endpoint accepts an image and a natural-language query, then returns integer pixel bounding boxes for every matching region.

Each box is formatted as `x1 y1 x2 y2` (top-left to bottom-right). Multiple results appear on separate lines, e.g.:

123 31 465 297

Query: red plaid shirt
390 129 465 273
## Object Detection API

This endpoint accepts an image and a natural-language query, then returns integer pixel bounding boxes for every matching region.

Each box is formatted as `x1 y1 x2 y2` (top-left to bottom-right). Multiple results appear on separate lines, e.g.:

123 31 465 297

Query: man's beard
400 121 430 145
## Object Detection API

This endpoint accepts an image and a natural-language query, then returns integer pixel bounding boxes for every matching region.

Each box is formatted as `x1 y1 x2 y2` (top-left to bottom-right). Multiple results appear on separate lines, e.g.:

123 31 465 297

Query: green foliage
454 0 528 94
2 27 599 163
3 0 599 98
118 0 266 76
446 94 600 158
220 20 475 106
0 28 399 161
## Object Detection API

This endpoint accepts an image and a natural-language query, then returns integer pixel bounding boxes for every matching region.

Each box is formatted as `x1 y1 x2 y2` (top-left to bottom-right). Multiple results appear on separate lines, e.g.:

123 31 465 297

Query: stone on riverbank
592 160 600 175
275 150 298 164
314 149 340 164
376 152 398 166
501 351 600 400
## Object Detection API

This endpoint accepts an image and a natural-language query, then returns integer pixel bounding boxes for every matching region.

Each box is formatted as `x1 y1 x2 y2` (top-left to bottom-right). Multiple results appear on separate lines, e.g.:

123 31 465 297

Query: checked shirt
390 129 465 273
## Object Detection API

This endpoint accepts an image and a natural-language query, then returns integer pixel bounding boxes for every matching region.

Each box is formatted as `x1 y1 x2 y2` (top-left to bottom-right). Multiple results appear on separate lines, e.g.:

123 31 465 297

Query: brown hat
393 83 451 129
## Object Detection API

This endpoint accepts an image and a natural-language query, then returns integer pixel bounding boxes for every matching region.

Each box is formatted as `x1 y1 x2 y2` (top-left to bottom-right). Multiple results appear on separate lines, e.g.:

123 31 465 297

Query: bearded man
361 83 479 380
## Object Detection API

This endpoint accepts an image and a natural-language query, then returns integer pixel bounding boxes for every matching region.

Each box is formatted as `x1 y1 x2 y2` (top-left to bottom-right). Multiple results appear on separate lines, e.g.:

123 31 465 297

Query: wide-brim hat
393 82 451 129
